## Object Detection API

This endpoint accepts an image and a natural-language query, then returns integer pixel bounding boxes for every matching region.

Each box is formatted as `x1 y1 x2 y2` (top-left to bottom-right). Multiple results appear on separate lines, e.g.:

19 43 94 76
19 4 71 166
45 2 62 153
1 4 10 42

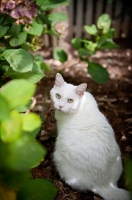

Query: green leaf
0 94 10 121
0 111 22 143
1 170 31 189
53 47 67 63
2 49 33 73
85 41 97 53
40 62 51 72
99 39 119 49
84 25 98 35
125 158 132 192
47 12 68 26
25 20 43 36
36 0 70 9
22 113 41 132
5 135 46 171
0 25 9 38
88 61 109 84
16 100 32 113
17 179 58 200
8 24 21 36
0 79 36 110
97 14 111 33
71 38 81 49
9 32 27 47
0 185 16 200
5 63 44 83
101 28 115 39
78 48 92 57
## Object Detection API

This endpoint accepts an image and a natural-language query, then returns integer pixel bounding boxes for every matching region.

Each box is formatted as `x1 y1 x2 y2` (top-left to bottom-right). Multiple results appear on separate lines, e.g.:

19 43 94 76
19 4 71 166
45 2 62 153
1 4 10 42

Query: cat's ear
54 73 65 87
76 83 87 96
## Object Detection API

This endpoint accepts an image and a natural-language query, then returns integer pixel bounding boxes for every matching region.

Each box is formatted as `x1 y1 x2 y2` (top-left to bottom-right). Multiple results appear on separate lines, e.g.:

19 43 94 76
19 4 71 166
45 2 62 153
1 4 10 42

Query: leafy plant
0 0 69 85
70 13 119 84
0 79 57 200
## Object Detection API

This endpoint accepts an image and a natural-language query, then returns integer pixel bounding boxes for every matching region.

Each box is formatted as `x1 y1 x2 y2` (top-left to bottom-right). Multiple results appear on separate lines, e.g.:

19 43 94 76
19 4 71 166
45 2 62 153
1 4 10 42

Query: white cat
50 73 131 200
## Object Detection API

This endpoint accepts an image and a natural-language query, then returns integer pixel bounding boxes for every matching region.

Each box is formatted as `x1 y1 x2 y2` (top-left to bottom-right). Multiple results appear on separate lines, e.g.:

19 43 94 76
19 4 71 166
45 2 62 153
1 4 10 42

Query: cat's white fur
50 73 131 200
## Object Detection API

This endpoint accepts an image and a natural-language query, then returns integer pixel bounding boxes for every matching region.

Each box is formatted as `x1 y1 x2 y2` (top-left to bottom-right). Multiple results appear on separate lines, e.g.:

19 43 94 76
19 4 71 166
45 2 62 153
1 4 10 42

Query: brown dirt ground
32 48 132 200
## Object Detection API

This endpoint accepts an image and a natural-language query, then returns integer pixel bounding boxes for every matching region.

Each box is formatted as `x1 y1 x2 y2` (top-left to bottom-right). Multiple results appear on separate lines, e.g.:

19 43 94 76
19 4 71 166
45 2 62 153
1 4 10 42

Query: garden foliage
0 0 69 199
71 14 119 84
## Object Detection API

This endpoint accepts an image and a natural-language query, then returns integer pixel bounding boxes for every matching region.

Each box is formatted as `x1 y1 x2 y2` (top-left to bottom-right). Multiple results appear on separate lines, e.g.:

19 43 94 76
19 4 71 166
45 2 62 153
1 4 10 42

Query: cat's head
50 73 87 114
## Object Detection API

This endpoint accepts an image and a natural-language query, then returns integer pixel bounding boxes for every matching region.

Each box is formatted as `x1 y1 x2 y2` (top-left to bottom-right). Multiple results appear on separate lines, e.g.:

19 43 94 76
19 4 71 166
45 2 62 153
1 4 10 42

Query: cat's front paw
66 178 78 187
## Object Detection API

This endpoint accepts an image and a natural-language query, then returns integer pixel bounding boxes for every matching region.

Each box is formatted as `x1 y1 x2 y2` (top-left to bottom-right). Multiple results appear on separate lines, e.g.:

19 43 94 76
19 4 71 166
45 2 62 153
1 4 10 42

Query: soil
32 48 132 200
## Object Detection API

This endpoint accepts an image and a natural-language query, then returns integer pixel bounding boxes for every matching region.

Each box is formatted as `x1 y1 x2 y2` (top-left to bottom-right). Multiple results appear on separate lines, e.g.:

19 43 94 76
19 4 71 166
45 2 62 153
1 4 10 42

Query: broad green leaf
99 40 119 49
16 100 32 113
0 185 16 200
1 170 31 189
9 32 27 47
0 111 22 143
88 61 109 84
97 14 111 33
78 48 92 57
0 25 9 38
5 135 46 171
5 63 44 83
53 47 67 63
17 179 58 200
8 24 21 36
71 38 81 49
47 12 68 26
22 113 41 132
0 79 36 110
25 20 43 36
2 49 33 73
0 94 10 120
85 41 97 53
36 0 70 9
84 25 98 35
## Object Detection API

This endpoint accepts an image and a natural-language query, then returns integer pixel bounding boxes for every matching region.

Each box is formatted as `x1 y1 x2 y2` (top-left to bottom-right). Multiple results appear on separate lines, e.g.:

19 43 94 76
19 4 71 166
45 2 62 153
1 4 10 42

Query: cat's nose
59 105 63 109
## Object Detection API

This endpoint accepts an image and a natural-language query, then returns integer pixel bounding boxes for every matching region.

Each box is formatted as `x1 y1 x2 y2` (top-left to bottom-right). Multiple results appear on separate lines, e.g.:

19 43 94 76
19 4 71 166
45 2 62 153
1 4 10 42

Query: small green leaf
8 24 21 36
5 63 44 83
53 47 67 63
5 135 46 171
0 25 9 38
85 41 97 53
25 20 43 36
36 0 69 10
78 48 92 57
0 79 36 110
84 25 98 35
97 14 111 33
22 113 41 132
88 61 109 84
47 12 68 26
0 94 10 120
17 179 58 200
2 49 33 73
40 62 51 72
71 38 81 49
9 32 27 47
0 111 22 143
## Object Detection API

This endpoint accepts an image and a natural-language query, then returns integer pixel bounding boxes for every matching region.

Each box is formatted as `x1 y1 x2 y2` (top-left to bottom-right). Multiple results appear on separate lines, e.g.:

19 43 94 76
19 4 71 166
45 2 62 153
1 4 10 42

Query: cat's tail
96 185 131 200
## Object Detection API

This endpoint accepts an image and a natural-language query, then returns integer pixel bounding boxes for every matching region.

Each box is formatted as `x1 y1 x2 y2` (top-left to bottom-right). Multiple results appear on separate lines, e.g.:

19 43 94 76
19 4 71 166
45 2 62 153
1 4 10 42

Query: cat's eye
67 99 73 103
56 93 61 99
